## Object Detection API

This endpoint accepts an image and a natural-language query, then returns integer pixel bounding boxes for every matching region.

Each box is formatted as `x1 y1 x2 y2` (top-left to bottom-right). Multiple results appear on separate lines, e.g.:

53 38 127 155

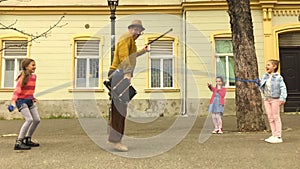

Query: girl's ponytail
16 58 35 87
22 69 31 87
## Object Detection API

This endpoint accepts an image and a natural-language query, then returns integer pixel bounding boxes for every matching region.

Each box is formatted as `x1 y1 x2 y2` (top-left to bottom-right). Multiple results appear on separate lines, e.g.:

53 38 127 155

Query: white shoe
217 128 223 134
269 137 283 144
264 136 275 142
114 143 128 151
265 136 283 143
107 141 128 152
212 130 218 134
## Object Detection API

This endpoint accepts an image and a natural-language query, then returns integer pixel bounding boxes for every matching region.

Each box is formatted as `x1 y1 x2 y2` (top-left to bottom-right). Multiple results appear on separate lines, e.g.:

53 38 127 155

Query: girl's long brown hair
16 58 35 87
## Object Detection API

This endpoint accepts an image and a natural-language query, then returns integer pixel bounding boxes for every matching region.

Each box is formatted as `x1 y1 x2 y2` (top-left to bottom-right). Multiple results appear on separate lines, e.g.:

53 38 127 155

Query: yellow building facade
0 0 299 119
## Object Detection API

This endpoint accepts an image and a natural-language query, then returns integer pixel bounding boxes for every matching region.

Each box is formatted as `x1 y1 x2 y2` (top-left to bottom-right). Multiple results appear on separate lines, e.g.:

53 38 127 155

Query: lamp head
107 0 119 11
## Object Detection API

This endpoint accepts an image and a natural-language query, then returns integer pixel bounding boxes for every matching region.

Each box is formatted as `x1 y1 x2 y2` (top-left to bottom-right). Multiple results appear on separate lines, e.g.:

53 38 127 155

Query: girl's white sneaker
264 136 275 142
265 136 283 143
212 130 218 134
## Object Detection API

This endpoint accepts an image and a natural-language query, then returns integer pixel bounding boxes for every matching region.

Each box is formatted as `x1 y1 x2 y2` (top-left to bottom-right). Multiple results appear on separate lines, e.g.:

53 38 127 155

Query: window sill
226 87 236 92
68 88 105 92
0 88 14 92
144 88 180 93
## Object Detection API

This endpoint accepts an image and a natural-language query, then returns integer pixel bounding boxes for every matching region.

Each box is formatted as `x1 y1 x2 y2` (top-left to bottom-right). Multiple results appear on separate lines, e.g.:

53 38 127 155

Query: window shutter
150 40 173 56
4 41 27 56
279 32 300 47
76 40 99 56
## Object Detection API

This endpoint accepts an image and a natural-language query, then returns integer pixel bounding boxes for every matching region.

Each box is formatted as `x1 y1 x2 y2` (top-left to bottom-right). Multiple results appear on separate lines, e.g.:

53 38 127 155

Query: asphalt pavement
0 114 299 169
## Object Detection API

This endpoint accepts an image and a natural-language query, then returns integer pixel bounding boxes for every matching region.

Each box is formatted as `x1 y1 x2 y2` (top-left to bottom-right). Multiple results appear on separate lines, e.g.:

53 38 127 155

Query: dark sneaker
14 139 31 150
24 137 40 147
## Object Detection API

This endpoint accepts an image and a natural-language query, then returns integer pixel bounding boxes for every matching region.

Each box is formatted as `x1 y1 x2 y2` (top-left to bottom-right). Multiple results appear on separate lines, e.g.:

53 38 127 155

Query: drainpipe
181 0 188 116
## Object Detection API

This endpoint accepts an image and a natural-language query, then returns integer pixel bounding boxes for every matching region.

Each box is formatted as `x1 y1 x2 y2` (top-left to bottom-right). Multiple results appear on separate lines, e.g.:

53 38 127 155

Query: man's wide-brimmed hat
128 20 145 31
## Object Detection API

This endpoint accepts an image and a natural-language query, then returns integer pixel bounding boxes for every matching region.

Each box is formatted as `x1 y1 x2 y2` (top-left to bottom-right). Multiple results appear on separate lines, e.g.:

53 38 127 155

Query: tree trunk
226 0 266 131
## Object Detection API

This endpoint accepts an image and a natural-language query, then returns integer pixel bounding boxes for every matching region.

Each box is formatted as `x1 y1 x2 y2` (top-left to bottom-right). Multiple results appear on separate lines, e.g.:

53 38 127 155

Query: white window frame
215 54 235 88
74 40 100 89
1 41 27 88
149 40 175 89
214 38 235 88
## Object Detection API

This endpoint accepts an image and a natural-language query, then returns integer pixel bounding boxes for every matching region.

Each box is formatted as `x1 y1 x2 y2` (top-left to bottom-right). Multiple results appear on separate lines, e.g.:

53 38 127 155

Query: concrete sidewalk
0 114 300 169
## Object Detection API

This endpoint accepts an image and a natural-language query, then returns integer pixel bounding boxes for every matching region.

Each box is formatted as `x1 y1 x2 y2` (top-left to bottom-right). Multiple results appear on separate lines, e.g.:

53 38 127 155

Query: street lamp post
107 0 119 134
107 0 119 65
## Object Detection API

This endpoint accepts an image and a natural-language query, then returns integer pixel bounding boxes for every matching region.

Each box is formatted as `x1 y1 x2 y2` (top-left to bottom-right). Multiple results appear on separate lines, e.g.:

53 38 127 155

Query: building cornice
182 1 229 11
182 0 263 11
258 0 300 18
0 1 300 15
273 9 300 16
0 6 110 15
0 5 182 15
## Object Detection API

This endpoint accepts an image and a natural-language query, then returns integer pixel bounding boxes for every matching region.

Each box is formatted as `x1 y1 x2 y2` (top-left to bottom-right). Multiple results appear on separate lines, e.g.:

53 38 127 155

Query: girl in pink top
208 76 226 134
11 58 40 150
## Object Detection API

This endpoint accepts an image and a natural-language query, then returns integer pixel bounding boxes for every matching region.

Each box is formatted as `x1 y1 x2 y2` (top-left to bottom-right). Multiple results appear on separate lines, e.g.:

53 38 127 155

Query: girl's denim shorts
16 99 34 111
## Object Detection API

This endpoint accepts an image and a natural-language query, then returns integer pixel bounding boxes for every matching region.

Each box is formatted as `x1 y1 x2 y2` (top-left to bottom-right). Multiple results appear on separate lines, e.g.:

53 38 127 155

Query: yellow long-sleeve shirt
110 32 146 77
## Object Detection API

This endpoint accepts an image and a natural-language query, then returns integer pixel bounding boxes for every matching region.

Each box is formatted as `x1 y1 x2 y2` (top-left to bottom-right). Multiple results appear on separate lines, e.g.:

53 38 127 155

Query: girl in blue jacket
259 59 287 143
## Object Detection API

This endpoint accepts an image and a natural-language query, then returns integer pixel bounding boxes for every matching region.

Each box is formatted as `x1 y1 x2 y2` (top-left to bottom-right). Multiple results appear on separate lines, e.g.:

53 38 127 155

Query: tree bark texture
227 0 266 131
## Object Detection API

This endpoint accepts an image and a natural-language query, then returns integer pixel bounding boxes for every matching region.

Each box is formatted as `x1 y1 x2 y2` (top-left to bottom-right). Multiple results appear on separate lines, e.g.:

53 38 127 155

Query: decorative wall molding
1 1 300 16
273 9 300 16
263 8 273 20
